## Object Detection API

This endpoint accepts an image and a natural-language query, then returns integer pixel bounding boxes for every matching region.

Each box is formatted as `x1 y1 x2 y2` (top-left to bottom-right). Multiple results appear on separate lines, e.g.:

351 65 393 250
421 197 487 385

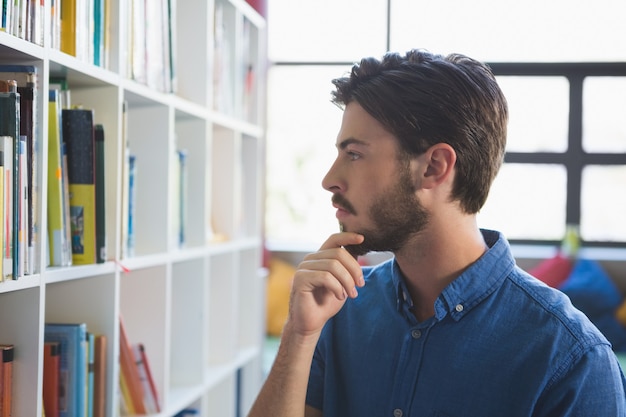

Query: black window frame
491 62 626 248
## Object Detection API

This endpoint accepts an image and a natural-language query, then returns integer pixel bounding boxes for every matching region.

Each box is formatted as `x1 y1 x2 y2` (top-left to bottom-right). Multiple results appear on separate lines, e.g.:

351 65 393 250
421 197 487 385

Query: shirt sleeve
536 343 626 416
306 339 325 411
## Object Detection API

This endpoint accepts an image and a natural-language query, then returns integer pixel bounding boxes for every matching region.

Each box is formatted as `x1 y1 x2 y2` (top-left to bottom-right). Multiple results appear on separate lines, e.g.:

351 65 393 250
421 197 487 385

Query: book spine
43 342 60 417
127 155 136 257
1 136 12 281
0 345 14 417
18 135 26 278
118 316 147 413
92 335 106 417
62 109 97 265
94 125 106 263
132 343 160 413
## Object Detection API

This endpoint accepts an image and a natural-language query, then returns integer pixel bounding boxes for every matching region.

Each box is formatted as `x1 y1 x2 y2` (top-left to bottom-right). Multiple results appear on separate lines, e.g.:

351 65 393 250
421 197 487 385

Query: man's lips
332 194 356 222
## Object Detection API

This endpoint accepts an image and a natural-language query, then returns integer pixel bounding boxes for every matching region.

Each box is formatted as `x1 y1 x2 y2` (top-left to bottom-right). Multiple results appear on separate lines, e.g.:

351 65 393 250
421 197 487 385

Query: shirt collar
391 229 516 321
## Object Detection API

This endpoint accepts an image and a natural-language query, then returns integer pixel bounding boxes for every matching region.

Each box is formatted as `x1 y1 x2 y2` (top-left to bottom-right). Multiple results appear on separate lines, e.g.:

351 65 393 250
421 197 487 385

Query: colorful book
0 136 11 281
0 344 14 417
177 149 188 248
86 333 95 417
0 64 40 276
132 343 160 413
119 316 146 414
44 323 88 417
47 90 72 267
127 154 137 257
92 335 106 417
17 135 26 277
94 124 106 263
0 92 19 280
43 342 61 417
62 108 97 265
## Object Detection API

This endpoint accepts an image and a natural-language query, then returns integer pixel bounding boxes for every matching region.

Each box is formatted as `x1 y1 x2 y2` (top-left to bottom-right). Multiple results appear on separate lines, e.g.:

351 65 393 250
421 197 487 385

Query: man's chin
343 243 370 259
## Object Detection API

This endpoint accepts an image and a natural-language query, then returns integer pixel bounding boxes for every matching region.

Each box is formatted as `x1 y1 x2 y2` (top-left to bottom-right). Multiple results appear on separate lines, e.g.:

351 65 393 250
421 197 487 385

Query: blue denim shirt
307 230 626 416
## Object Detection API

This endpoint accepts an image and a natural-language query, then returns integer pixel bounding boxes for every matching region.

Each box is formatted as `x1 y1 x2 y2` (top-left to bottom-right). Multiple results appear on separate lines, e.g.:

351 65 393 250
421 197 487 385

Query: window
265 0 626 249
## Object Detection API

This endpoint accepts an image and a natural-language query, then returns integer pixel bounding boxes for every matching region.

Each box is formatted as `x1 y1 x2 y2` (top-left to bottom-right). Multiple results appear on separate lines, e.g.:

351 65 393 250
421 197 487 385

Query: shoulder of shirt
507 265 611 351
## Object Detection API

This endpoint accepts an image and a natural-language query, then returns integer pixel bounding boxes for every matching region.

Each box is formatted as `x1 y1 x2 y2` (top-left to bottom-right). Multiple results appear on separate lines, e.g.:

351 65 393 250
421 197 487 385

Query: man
249 50 626 416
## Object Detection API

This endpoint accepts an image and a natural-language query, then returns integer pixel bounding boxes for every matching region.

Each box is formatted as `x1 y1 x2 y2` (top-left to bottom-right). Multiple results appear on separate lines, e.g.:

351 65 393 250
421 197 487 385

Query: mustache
332 194 357 215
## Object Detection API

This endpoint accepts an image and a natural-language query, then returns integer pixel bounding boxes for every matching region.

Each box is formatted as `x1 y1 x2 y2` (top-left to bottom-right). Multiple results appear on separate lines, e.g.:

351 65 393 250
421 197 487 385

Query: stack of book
0 64 39 280
43 323 106 417
47 81 107 267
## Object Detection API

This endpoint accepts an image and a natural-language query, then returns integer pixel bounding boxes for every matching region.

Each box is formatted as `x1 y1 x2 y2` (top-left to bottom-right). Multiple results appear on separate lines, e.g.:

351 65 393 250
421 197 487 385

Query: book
62 108 97 265
132 343 160 413
0 64 41 276
44 323 88 417
43 342 61 417
0 344 14 417
118 316 146 414
119 102 130 258
0 136 11 281
61 142 73 266
94 124 106 263
92 335 106 417
86 333 95 417
127 154 136 257
177 149 188 248
93 0 105 67
0 91 19 280
17 135 27 277
47 90 72 267
0 146 3 279
60 0 77 56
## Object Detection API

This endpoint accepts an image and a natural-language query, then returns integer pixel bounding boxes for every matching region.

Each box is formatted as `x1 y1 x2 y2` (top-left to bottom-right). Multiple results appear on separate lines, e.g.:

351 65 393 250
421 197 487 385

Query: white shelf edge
0 275 41 293
44 261 117 283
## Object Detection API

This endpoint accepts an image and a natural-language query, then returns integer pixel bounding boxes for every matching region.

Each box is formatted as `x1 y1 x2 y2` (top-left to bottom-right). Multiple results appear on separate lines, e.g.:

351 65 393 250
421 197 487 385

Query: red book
133 343 160 413
0 344 14 417
93 335 107 417
43 342 60 417
119 316 146 414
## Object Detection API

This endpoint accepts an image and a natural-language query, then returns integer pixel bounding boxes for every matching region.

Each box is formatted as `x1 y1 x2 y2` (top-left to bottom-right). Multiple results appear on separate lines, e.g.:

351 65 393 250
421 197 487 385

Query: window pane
390 0 626 62
266 66 350 246
497 76 569 152
478 164 567 240
583 77 626 153
267 0 388 62
581 165 626 242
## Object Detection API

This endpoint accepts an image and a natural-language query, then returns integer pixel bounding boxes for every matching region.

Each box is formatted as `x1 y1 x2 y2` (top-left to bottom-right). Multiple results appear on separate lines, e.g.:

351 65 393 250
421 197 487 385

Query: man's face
322 102 429 257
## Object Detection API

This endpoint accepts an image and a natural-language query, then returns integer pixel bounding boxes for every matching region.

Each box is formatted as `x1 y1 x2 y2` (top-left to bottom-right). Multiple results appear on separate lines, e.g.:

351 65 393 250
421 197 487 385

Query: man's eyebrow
337 137 369 150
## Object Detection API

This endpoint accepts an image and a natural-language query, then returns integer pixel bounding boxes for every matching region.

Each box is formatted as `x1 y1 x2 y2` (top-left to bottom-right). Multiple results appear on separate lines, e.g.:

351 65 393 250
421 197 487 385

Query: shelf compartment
0 286 42 416
207 252 238 365
45 272 117 416
174 115 211 249
170 258 208 389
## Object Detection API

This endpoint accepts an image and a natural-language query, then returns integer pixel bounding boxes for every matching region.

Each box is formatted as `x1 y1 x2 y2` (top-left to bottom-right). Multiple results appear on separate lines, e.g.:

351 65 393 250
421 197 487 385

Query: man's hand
287 232 365 339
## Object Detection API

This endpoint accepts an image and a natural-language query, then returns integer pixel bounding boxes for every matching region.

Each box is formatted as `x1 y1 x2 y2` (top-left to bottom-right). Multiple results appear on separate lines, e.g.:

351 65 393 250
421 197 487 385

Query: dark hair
331 49 508 214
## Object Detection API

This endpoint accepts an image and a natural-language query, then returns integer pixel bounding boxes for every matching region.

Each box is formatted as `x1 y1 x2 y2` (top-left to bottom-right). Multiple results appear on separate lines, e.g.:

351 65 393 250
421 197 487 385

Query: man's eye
347 151 360 161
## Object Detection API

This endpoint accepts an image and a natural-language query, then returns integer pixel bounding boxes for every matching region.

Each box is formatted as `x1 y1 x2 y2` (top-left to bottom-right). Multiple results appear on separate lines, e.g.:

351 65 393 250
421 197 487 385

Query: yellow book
119 370 135 415
61 108 97 265
47 91 71 266
60 0 77 56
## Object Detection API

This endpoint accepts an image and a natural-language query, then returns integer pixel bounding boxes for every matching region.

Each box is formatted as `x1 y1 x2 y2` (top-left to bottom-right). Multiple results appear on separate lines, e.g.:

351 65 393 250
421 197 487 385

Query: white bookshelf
0 0 267 416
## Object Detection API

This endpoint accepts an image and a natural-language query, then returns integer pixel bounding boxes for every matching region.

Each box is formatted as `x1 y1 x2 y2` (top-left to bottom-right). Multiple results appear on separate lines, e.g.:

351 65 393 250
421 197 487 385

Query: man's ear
420 143 456 189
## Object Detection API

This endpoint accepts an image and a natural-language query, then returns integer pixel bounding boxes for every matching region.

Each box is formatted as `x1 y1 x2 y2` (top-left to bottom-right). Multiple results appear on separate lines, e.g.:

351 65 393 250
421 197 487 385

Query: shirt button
455 304 464 312
393 409 403 417
411 329 422 339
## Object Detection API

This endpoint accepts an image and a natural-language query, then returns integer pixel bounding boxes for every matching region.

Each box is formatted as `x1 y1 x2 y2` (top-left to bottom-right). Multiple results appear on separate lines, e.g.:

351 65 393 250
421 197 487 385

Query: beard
336 166 429 258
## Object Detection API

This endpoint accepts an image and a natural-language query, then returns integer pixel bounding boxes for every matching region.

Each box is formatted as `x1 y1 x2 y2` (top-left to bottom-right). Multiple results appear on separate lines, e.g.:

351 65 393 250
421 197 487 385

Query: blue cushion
559 258 623 318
